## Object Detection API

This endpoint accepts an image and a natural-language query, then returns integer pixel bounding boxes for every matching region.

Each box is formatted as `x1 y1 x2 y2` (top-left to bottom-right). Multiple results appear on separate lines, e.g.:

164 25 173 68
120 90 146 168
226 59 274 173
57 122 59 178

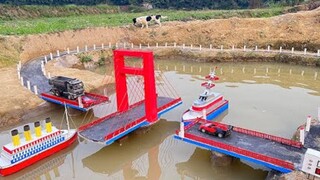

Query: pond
1 59 319 179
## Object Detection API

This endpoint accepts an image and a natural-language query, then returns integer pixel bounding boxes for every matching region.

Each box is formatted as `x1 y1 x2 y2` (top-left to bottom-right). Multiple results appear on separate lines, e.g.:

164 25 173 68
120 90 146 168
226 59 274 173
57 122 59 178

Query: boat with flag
0 107 77 176
182 69 228 122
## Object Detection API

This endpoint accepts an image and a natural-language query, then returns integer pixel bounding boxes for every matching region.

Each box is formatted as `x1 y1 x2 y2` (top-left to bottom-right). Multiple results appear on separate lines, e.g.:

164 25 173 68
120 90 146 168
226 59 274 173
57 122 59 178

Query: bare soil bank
0 8 320 127
8 6 318 65
0 68 43 128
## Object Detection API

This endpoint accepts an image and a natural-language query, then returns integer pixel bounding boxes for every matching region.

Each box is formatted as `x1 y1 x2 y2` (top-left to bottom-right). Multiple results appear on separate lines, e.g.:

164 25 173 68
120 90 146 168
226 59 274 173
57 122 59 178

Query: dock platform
41 92 109 111
79 97 182 145
175 119 306 173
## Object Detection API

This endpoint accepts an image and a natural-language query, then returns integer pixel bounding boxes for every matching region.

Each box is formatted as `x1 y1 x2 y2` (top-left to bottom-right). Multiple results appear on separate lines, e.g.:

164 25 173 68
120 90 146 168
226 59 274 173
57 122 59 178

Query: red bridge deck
41 92 109 111
175 120 306 173
78 96 182 145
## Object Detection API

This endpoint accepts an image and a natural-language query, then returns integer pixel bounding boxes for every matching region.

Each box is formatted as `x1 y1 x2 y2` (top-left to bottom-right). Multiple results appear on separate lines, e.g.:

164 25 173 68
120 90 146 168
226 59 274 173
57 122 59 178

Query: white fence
17 42 320 95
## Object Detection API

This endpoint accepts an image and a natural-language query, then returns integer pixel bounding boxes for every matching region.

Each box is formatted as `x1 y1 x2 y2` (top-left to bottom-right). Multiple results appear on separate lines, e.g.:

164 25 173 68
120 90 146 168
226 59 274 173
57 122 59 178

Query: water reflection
176 148 267 179
98 61 320 96
82 119 178 178
174 62 320 96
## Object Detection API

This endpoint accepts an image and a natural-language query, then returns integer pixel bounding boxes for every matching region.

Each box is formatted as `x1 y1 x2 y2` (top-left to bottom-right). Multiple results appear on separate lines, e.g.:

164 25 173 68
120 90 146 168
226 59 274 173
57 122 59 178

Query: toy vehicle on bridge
49 76 84 100
199 122 232 138
42 76 109 111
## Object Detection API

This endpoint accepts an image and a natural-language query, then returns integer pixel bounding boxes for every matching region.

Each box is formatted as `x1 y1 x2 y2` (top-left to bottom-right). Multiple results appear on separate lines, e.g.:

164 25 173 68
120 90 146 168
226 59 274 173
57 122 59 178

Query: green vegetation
0 5 119 20
80 54 93 63
0 0 305 9
97 53 106 66
0 7 285 35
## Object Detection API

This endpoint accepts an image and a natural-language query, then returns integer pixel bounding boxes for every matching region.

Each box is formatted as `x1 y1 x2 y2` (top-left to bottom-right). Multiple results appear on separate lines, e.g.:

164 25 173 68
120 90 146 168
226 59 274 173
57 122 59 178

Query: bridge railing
41 93 79 106
78 111 119 132
84 92 109 107
182 118 303 148
184 118 202 130
104 98 182 141
104 116 145 141
184 132 295 170
184 118 231 131
158 98 182 112
233 127 302 148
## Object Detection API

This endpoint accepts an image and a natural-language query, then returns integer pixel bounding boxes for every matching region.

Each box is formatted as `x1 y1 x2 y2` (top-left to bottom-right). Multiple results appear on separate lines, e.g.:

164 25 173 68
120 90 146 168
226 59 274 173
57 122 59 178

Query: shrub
97 54 106 66
80 55 92 63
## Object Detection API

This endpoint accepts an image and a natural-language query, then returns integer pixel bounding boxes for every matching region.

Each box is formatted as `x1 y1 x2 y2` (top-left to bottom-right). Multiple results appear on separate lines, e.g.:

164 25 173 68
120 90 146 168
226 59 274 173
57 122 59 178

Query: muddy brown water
1 59 320 179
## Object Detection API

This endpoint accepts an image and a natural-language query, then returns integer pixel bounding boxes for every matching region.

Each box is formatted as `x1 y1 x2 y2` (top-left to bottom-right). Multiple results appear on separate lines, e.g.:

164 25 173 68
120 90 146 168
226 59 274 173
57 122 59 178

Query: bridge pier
300 127 305 145
179 122 185 138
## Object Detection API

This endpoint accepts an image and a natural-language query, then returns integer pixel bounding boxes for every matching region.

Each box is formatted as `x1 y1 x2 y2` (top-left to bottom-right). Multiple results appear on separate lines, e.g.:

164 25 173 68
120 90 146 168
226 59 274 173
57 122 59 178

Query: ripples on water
0 60 319 180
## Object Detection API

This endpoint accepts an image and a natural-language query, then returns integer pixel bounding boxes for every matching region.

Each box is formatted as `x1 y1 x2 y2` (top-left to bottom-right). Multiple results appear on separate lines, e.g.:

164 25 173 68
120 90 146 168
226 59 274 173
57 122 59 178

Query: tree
0 0 305 8
108 0 129 5
249 0 262 8
129 0 143 5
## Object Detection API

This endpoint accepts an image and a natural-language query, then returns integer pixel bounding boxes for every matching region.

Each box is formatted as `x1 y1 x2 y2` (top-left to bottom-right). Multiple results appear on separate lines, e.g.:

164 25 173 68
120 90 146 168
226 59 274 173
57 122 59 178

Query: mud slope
17 7 320 63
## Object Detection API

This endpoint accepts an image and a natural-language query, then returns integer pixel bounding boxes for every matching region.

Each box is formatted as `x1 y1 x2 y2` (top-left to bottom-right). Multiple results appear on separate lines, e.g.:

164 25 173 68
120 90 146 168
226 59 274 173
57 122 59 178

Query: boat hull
0 132 77 177
182 100 228 122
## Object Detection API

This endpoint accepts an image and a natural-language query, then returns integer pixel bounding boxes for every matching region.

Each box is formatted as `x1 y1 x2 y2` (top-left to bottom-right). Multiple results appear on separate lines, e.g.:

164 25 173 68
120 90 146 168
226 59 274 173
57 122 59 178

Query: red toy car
199 122 232 138
82 96 95 106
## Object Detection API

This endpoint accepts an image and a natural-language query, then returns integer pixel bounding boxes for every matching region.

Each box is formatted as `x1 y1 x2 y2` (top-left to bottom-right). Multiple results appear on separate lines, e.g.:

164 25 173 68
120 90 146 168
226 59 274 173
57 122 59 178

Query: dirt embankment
45 54 114 90
0 68 43 127
14 7 320 64
0 8 320 127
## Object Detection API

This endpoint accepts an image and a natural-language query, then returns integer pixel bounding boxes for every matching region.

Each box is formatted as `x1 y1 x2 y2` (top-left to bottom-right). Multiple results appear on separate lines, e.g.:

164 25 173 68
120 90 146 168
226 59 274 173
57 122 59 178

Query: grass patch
80 54 93 63
0 4 119 20
0 7 285 35
96 53 106 66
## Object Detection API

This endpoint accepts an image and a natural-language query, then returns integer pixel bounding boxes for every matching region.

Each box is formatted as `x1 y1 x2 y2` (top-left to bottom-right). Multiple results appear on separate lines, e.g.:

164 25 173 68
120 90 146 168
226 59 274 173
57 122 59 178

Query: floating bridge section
78 97 181 145
41 92 109 111
175 119 306 173
78 50 182 145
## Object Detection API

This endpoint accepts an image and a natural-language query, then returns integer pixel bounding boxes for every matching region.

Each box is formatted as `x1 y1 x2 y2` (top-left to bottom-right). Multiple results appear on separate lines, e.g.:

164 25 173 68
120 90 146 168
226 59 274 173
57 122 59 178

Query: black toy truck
49 76 85 100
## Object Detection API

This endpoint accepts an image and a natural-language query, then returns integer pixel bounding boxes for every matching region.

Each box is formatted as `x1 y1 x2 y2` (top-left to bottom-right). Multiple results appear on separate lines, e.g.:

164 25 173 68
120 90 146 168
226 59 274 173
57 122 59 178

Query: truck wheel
54 91 59 96
218 133 223 138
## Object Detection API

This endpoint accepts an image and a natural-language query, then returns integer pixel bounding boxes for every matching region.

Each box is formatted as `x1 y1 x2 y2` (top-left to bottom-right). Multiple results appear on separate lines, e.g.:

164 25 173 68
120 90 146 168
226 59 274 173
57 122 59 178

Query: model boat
0 108 77 176
182 69 228 121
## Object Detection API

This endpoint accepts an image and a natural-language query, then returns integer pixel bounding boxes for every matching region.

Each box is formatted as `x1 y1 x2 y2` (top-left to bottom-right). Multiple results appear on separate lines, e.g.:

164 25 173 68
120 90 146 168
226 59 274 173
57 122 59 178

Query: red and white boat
0 109 77 176
182 70 229 121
